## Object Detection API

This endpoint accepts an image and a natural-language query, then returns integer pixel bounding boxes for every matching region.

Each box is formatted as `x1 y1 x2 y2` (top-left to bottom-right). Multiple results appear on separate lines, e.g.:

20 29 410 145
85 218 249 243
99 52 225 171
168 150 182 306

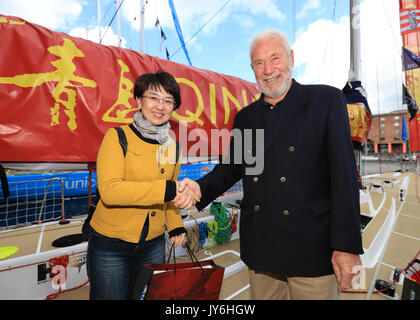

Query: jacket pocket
310 196 330 217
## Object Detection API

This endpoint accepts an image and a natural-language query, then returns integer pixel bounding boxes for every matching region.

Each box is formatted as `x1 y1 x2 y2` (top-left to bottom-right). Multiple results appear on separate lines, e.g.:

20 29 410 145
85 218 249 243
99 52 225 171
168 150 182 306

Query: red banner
0 15 260 163
400 1 420 152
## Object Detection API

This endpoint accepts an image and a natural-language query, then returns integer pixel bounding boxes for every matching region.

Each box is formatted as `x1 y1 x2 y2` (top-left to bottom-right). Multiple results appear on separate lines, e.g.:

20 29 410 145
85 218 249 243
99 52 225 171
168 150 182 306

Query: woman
87 71 196 300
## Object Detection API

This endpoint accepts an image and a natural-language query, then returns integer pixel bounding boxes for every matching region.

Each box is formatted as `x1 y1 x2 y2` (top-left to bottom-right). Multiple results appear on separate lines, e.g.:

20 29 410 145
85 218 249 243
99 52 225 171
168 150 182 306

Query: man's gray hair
249 29 291 58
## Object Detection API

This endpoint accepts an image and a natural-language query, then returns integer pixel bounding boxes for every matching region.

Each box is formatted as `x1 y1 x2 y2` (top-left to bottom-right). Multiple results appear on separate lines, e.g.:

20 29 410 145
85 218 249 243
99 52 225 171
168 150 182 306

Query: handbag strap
185 242 204 272
166 242 204 273
167 243 176 273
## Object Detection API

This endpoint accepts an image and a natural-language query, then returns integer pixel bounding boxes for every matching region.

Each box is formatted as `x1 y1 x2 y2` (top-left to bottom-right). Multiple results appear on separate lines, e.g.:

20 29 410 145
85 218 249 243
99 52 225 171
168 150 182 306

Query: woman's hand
172 182 200 210
170 232 186 248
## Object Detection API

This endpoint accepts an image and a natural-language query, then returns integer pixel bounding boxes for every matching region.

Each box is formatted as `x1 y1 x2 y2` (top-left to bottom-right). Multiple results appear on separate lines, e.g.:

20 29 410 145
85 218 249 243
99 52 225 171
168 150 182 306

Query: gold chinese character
102 59 138 123
0 38 96 130
0 17 25 24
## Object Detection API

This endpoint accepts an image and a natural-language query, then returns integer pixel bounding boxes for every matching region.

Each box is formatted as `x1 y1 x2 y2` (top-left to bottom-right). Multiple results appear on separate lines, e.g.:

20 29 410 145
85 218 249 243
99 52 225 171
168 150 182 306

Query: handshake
172 178 202 210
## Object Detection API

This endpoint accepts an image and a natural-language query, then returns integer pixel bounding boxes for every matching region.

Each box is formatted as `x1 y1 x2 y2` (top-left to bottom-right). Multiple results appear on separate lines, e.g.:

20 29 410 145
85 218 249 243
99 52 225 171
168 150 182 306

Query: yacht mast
350 0 361 81
349 0 369 180
140 0 145 53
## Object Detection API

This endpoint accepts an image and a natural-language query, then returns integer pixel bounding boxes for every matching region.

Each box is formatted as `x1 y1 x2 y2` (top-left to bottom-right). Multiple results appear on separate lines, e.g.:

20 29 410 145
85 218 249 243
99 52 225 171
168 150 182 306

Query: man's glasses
142 95 175 107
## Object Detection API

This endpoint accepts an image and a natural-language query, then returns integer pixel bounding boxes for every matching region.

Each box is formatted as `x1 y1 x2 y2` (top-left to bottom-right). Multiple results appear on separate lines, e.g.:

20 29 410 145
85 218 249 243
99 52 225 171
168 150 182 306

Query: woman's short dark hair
133 70 181 109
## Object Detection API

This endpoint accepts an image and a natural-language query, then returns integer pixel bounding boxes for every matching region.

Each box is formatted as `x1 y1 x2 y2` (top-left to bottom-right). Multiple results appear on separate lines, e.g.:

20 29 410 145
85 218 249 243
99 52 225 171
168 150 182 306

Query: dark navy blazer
196 79 364 277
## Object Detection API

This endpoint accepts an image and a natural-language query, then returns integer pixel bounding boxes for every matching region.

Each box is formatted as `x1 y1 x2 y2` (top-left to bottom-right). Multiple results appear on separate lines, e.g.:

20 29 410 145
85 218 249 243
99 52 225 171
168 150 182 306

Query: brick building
367 110 409 154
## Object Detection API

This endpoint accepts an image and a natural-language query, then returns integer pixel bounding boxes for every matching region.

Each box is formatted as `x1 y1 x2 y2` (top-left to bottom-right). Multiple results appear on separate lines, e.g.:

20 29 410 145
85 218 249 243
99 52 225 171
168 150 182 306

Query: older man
178 29 363 300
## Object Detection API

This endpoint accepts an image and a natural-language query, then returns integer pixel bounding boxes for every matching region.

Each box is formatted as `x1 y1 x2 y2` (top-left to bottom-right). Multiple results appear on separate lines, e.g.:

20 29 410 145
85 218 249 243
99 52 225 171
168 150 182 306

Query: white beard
257 69 292 99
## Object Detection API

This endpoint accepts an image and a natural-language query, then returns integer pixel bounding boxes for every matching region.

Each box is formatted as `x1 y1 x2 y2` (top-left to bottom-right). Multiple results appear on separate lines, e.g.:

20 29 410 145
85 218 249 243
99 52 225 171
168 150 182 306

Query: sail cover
342 81 372 150
0 15 259 164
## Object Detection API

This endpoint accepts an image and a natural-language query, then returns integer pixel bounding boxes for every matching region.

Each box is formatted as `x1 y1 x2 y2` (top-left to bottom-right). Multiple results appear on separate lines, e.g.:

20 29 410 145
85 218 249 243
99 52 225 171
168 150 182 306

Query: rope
379 0 403 110
99 0 125 44
199 222 207 246
375 44 383 174
0 250 86 273
208 202 233 244
179 215 209 256
210 202 229 229
318 0 336 82
169 0 232 60
182 204 238 253
416 155 420 203
185 216 201 254
205 220 217 248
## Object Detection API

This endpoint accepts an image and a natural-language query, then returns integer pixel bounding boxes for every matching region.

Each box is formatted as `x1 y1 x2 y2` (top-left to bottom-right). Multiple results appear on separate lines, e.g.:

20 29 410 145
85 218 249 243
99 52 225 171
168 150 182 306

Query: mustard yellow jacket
90 125 184 243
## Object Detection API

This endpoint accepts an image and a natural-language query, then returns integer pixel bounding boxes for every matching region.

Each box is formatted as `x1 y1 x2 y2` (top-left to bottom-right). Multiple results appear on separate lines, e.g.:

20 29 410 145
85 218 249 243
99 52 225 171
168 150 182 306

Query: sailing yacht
0 0 419 300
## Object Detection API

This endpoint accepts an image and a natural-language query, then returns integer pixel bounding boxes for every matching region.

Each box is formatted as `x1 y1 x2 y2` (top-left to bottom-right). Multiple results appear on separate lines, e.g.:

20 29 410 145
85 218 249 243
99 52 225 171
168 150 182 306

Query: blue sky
0 0 404 114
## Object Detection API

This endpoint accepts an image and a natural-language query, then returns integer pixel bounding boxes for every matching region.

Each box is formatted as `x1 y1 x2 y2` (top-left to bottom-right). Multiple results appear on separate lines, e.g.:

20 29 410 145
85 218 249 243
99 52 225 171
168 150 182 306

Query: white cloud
235 51 247 62
190 40 203 54
233 13 256 30
358 0 403 114
69 25 127 48
0 0 83 30
115 0 286 64
235 0 286 22
121 0 286 36
0 0 127 48
296 0 321 19
293 16 350 88
293 0 403 114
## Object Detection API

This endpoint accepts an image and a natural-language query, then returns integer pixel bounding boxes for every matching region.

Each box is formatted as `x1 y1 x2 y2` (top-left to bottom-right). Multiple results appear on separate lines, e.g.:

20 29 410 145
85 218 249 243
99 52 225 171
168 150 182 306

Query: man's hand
178 178 202 201
171 181 200 210
331 250 362 291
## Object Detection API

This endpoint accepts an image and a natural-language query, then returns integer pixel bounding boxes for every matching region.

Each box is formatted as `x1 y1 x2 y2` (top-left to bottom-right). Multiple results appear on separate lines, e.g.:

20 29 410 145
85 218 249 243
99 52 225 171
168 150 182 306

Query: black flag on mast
155 17 170 60
402 47 420 71
403 84 419 121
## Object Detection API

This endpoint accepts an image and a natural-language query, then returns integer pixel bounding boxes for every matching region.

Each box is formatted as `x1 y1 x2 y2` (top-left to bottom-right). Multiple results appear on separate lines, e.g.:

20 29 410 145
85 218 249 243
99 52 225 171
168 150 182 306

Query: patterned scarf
132 111 171 147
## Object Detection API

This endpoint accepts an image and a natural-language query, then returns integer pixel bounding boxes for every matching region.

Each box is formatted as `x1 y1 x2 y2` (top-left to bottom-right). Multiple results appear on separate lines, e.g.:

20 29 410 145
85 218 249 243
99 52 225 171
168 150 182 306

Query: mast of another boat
140 0 145 53
349 0 366 178
350 0 361 82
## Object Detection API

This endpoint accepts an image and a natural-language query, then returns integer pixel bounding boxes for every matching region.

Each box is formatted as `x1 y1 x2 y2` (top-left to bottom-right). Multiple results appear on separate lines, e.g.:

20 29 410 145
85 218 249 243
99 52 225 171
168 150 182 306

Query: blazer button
150 211 156 217
161 168 165 174
253 176 259 183
288 146 295 152
254 205 260 212
282 210 290 215
280 176 286 183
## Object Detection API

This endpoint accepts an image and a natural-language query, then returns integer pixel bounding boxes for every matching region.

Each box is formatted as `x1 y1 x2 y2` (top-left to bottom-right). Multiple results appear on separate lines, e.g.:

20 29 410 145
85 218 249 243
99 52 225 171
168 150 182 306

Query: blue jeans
86 221 165 300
